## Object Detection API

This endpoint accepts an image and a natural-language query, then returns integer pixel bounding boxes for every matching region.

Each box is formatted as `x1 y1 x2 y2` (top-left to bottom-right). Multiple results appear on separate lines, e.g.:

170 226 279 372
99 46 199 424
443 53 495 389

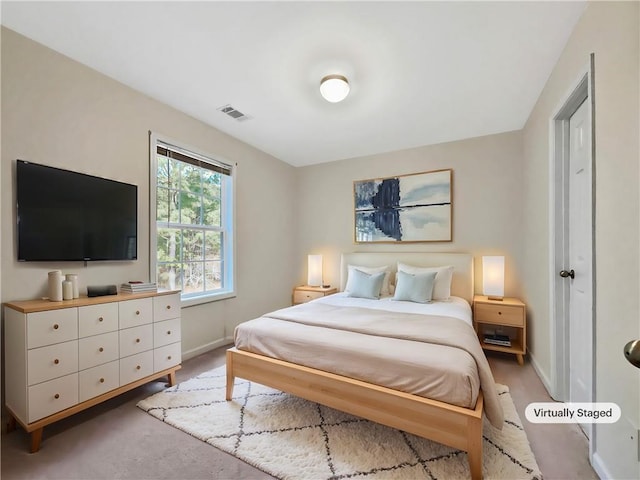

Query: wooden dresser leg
516 354 524 366
167 370 177 387
7 414 17 433
30 428 43 453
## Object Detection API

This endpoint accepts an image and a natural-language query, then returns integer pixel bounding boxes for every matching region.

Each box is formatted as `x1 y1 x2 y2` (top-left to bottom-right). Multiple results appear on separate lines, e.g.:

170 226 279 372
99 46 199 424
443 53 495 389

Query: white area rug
138 366 542 479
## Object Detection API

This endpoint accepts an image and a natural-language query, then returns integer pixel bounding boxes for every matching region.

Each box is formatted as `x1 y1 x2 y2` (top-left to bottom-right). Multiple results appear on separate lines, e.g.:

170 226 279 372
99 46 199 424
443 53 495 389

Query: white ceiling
2 1 586 167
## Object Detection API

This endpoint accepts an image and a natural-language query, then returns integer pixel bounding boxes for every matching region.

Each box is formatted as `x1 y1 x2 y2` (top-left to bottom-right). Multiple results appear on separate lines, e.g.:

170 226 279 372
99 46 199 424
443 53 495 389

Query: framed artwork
354 169 452 243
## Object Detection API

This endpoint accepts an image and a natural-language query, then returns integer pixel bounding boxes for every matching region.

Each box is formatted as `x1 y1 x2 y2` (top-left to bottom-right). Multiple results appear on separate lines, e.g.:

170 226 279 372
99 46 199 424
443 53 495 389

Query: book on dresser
120 282 157 293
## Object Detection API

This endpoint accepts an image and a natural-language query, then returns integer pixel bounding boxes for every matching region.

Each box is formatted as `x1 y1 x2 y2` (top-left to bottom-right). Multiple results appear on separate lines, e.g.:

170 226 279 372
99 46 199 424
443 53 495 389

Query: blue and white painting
354 169 452 242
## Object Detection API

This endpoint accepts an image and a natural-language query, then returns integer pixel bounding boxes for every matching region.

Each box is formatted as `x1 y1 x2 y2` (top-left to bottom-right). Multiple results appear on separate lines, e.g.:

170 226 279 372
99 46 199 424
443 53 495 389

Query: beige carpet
138 366 541 480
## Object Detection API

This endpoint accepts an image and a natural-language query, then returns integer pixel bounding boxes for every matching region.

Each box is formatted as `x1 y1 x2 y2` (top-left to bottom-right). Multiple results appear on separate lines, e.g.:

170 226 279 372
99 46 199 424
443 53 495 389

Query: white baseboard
528 351 556 399
182 338 233 361
591 452 608 479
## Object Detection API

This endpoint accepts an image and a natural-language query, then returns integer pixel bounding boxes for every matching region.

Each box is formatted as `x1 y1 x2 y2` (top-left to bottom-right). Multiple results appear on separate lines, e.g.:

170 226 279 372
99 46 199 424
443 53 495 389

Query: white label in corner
525 402 621 423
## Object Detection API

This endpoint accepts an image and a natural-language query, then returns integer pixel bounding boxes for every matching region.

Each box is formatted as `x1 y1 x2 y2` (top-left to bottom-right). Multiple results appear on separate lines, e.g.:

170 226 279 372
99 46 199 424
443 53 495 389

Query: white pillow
397 263 454 300
346 264 391 296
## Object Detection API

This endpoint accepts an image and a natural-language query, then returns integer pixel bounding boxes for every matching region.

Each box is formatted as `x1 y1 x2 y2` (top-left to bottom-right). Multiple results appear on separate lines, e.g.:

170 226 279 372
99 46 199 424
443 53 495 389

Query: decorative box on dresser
473 295 526 365
292 285 338 305
3 290 181 452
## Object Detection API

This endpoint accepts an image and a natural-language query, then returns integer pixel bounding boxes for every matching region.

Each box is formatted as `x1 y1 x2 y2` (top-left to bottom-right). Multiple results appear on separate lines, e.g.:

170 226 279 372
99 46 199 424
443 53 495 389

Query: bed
226 252 503 480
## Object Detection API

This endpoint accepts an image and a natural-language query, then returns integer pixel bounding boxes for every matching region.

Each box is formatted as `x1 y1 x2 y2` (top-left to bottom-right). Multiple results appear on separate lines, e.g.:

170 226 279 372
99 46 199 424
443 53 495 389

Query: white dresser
4 290 181 452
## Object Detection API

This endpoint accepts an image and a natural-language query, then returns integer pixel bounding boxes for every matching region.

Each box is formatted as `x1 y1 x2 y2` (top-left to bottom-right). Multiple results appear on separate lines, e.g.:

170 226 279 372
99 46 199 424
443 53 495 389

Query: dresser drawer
153 318 181 348
119 298 152 329
79 331 119 370
119 324 153 358
78 303 118 338
27 309 77 349
154 342 181 372
79 360 119 402
474 303 524 327
293 290 324 304
27 340 78 386
153 293 181 322
120 350 154 386
28 373 78 423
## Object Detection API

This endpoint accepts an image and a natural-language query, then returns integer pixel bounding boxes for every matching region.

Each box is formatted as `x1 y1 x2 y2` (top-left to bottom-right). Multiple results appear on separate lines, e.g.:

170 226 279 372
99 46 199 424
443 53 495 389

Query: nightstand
473 295 526 365
292 286 338 305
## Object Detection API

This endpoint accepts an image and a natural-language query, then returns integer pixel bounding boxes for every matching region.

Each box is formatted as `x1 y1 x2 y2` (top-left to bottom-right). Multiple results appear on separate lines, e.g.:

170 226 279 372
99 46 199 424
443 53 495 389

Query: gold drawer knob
99 378 105 383
99 347 104 353
167 330 171 335
166 305 171 310
53 324 59 330
136 365 141 370
98 317 104 322
135 338 141 343
54 359 60 365
167 355 172 360
54 393 60 399
135 310 140 315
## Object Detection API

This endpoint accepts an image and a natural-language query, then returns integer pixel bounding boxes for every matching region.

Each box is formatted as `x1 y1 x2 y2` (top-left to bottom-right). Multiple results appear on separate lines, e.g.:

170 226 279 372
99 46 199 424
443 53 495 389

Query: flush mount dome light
320 74 350 103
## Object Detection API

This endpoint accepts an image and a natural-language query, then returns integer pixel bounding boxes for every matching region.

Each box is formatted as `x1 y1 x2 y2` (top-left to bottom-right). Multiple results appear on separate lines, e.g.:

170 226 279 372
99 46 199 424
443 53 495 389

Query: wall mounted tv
17 160 138 262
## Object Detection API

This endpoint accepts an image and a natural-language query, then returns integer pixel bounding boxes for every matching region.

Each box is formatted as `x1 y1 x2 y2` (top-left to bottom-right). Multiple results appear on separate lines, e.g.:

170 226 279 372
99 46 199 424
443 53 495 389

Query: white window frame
149 132 236 307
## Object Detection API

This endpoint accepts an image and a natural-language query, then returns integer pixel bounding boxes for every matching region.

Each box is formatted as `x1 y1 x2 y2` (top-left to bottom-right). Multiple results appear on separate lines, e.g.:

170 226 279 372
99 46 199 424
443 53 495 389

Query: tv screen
17 160 137 262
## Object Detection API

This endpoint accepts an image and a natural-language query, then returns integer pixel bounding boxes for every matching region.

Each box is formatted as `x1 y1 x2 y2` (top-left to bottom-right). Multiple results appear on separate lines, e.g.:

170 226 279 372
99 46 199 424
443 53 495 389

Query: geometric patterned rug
137 366 542 480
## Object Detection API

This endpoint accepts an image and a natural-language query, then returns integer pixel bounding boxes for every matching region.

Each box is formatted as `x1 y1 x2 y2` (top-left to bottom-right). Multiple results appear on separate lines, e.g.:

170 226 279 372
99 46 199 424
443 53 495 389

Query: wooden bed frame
226 252 485 480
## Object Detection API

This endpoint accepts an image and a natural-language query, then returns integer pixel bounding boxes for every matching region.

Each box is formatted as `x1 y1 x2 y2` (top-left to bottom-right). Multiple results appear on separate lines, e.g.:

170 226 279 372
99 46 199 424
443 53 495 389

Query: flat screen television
17 160 138 262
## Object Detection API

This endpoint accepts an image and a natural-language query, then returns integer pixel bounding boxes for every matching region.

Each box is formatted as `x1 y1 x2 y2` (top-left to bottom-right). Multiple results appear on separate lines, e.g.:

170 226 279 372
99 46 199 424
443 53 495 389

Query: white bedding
313 292 473 325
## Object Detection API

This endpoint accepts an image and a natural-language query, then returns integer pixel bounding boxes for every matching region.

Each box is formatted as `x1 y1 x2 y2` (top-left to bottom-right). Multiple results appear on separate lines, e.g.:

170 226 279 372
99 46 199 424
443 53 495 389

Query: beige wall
295 130 525 299
1 28 298 357
522 2 639 478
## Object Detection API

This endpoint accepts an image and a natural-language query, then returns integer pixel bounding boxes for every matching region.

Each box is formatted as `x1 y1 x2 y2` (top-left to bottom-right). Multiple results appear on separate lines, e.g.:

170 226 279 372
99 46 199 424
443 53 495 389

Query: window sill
180 290 236 308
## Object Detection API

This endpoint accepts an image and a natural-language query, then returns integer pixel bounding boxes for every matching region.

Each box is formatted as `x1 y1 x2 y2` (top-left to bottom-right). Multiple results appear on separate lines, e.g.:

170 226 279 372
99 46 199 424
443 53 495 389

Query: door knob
624 340 640 369
559 269 575 279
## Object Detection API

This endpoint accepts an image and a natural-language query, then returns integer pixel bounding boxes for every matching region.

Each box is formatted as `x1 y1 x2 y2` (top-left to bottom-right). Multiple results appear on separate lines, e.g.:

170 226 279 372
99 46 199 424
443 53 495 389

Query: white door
567 98 593 438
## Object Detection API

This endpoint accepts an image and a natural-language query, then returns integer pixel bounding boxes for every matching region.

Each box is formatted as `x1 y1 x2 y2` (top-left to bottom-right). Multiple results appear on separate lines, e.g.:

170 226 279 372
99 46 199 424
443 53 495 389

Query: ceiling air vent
217 104 251 122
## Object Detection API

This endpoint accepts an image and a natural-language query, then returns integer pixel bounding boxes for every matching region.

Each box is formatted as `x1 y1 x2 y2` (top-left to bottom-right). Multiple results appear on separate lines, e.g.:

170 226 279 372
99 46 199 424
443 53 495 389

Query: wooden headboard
340 252 474 304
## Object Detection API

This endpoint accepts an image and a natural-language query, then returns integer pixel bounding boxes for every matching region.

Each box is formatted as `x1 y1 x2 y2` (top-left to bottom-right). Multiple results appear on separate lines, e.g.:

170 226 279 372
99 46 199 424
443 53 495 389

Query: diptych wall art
354 169 452 243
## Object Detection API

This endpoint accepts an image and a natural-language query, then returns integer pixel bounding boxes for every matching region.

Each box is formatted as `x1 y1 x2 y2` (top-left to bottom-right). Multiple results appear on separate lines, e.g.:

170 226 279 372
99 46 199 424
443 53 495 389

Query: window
150 134 235 304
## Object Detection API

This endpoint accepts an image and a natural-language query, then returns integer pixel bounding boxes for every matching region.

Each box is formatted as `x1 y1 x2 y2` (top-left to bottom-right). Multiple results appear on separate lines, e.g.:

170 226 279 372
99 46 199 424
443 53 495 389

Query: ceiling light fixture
320 74 350 103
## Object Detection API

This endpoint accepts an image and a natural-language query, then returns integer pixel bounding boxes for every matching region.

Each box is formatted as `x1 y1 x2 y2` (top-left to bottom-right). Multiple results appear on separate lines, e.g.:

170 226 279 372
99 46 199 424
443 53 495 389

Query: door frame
548 55 596 451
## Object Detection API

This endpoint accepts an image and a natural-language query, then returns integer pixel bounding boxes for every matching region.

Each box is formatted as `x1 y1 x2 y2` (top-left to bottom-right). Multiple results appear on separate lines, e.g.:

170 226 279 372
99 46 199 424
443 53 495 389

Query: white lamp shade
483 256 505 299
320 75 350 103
307 255 323 287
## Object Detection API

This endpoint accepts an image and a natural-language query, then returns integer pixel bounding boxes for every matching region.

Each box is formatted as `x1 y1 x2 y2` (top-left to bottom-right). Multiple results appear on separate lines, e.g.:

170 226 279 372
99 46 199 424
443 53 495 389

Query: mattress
234 294 482 411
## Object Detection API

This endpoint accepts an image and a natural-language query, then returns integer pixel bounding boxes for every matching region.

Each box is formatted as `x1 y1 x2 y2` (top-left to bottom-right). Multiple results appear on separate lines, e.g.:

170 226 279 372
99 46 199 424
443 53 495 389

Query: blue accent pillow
346 269 385 299
393 270 438 303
